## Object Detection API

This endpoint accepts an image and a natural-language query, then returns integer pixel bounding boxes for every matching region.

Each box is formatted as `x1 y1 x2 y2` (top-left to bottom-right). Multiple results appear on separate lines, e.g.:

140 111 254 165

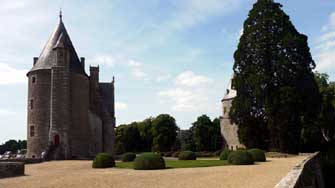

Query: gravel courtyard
0 155 306 188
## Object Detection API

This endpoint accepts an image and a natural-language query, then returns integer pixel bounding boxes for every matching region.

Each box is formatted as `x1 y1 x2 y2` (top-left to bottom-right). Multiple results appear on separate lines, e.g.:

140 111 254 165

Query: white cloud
167 0 244 31
158 88 208 112
156 74 172 82
175 71 213 87
91 55 115 67
0 63 27 85
115 102 128 110
128 60 142 67
315 12 335 72
0 109 15 116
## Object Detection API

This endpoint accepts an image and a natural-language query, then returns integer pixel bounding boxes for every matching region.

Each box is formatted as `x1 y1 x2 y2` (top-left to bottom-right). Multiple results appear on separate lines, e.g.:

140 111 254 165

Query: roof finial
59 8 62 21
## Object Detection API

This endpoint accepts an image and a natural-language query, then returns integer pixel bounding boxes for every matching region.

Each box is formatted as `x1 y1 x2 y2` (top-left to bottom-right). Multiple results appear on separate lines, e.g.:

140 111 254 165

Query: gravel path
0 156 306 188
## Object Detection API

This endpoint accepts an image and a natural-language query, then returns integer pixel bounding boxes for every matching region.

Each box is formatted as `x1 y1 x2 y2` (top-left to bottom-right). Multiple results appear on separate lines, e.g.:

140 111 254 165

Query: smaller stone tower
220 77 245 150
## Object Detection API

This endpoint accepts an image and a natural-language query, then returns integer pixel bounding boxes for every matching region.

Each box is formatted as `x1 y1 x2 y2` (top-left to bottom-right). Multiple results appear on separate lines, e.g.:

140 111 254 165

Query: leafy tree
179 129 196 151
315 73 335 144
0 139 27 154
230 0 321 153
137 118 154 152
115 123 141 153
192 115 213 151
210 118 223 151
151 114 178 152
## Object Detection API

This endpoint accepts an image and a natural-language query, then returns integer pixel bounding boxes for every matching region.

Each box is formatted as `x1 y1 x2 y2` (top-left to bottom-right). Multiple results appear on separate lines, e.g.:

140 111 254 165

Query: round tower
27 58 52 158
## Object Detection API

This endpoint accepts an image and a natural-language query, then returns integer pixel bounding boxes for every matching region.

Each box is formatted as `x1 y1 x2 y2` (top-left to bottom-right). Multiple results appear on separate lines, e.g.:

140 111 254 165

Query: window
30 126 35 137
30 99 34 109
32 76 36 84
224 107 227 114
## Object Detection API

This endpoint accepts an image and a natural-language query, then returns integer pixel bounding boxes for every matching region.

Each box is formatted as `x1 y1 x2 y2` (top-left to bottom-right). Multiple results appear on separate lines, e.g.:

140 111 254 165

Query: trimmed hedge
247 148 266 162
92 153 115 168
227 150 254 165
178 151 196 160
122 152 136 162
134 153 166 170
220 149 231 160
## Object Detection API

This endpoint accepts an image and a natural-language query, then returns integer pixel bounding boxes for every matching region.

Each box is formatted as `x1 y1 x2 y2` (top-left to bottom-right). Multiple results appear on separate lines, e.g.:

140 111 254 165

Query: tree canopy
230 0 321 153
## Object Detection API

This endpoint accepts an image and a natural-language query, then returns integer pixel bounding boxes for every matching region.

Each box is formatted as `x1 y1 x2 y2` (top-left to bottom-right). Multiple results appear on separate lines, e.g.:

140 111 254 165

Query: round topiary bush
92 153 115 168
134 153 166 170
220 149 231 160
227 150 254 165
178 151 196 160
122 152 136 162
247 148 266 162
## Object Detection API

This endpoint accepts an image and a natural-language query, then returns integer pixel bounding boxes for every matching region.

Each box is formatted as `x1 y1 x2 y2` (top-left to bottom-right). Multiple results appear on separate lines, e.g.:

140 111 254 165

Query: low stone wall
0 158 42 164
275 152 325 188
0 162 25 178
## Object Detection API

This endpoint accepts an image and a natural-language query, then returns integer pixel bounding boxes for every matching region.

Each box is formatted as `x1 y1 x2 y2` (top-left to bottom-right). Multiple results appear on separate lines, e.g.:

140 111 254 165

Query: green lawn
116 160 229 169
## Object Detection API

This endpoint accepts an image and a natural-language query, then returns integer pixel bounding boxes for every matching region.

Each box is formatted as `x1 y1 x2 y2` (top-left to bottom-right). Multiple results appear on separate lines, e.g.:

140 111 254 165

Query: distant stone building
220 77 245 150
26 13 115 160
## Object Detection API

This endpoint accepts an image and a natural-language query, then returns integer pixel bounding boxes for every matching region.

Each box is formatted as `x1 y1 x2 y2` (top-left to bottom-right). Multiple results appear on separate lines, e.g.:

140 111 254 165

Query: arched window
54 135 60 146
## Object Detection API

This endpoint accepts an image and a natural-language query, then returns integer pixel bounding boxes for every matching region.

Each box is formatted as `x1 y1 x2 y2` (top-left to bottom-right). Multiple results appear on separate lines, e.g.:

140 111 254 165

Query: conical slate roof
30 16 87 76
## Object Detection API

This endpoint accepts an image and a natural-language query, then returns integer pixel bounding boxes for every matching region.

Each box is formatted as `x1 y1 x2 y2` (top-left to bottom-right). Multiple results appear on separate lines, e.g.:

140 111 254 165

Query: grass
116 160 229 169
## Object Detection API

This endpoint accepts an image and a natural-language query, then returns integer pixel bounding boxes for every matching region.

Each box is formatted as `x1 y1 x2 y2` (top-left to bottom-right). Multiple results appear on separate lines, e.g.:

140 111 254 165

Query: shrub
163 151 173 157
122 152 136 162
178 151 196 160
134 153 166 170
247 148 266 162
92 153 115 168
227 150 254 165
220 149 231 160
213 150 223 157
195 151 213 157
172 151 180 158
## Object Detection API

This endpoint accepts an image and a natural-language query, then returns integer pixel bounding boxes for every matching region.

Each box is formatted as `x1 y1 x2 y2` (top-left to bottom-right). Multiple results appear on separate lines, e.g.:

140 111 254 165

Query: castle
220 77 245 150
26 13 115 160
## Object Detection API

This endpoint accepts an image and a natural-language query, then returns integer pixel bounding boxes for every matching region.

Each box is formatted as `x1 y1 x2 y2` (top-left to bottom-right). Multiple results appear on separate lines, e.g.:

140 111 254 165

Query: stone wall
0 162 25 178
27 69 51 158
275 152 325 188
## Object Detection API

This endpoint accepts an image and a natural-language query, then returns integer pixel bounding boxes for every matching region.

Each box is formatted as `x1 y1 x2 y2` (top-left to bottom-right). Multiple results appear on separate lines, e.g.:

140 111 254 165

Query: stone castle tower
220 77 245 150
26 13 115 160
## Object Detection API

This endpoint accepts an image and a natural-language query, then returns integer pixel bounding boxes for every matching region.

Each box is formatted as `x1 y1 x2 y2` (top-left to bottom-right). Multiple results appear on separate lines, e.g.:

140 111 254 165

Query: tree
315 73 335 144
137 118 154 152
192 115 213 151
179 129 196 151
115 123 141 153
230 0 321 153
151 114 178 152
210 118 223 151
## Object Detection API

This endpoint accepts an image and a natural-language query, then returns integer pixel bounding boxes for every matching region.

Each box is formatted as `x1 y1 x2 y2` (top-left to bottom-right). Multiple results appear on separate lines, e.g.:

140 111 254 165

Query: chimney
80 57 85 69
33 57 38 65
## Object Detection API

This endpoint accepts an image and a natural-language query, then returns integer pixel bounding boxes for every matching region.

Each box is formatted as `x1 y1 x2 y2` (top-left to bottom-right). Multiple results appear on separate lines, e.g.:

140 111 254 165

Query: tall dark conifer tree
230 0 321 153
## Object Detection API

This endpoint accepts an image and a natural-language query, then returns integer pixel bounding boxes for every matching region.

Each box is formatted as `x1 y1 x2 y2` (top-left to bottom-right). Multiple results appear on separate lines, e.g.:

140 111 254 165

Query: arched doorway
54 135 60 146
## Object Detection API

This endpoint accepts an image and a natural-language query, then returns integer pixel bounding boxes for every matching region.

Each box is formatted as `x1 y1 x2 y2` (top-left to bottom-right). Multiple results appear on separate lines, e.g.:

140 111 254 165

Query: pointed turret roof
30 12 87 76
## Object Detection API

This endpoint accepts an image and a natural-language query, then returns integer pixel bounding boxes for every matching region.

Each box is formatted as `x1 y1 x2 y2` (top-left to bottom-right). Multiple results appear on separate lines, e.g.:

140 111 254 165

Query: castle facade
26 14 115 160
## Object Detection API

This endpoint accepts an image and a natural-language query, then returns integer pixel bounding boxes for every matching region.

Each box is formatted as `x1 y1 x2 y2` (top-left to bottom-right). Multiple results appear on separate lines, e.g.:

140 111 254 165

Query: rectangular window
32 77 36 84
30 126 35 137
30 99 33 109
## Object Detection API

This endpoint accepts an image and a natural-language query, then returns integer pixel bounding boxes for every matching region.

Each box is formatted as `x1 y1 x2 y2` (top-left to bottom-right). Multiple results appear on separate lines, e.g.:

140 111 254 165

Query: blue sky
0 0 334 143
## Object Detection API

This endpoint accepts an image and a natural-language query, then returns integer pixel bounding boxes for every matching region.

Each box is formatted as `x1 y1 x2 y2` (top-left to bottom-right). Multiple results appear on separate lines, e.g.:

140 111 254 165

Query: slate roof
30 16 87 76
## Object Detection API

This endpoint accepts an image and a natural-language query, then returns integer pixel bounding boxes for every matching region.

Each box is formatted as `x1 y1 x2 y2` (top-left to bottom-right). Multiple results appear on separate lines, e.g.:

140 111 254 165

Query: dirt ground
0 156 306 188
